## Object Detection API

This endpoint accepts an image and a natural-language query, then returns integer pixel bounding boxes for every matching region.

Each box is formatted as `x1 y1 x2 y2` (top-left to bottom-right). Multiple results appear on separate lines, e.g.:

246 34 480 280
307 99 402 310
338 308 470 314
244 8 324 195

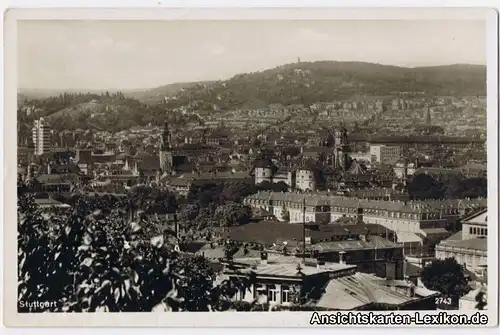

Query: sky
17 20 486 91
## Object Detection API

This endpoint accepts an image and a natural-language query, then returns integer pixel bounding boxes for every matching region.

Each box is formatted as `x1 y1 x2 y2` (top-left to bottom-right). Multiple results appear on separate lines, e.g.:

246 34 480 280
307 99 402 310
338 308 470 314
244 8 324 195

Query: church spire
162 121 172 151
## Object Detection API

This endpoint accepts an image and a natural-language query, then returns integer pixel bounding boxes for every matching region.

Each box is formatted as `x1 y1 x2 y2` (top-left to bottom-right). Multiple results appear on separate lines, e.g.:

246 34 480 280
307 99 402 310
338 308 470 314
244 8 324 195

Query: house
227 221 405 280
221 253 438 310
33 174 76 193
73 149 117 174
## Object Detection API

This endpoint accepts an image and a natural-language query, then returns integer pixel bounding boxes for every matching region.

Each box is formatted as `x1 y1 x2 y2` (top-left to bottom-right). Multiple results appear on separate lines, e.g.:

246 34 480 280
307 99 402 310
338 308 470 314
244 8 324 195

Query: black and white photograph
3 6 498 328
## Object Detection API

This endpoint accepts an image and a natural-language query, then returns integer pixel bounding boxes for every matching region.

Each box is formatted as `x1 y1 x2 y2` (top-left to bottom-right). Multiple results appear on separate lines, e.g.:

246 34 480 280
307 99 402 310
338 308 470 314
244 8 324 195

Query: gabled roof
316 272 418 310
252 158 276 169
462 208 487 225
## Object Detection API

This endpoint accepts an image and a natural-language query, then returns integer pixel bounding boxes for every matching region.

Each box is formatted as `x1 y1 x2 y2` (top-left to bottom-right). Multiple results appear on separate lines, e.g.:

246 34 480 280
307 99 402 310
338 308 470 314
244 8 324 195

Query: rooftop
316 272 422 310
396 232 423 243
309 236 398 252
34 198 71 208
245 191 487 213
463 208 487 225
437 236 487 251
233 255 357 278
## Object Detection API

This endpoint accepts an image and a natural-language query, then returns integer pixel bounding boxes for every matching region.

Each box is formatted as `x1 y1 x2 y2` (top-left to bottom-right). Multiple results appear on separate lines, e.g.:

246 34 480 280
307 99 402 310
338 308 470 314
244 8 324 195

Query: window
485 229 488 236
469 227 473 235
239 288 245 300
268 285 279 302
282 286 290 303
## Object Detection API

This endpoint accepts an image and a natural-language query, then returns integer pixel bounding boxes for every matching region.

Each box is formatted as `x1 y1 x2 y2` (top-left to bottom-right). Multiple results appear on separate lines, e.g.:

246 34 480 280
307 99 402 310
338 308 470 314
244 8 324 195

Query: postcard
3 6 498 328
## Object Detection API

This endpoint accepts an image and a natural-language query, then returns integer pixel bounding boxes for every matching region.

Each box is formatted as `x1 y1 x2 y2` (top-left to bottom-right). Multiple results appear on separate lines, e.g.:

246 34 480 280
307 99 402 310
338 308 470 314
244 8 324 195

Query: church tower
334 127 350 170
159 122 174 174
425 104 432 127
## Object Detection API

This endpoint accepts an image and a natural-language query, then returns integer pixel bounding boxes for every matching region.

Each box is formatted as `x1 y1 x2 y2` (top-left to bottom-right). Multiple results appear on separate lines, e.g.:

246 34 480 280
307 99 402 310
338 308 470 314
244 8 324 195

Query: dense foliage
420 258 470 301
18 91 202 133
17 184 255 312
408 174 487 200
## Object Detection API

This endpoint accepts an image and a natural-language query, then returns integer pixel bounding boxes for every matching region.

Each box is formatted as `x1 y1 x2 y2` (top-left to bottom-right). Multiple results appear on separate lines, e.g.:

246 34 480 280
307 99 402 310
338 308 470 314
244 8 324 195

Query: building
295 161 317 191
370 144 401 165
457 163 487 178
227 220 407 280
461 209 488 239
221 253 438 310
424 105 432 126
32 118 52 155
393 162 416 179
74 149 117 175
349 152 372 164
435 209 487 277
333 128 351 170
364 135 484 151
459 284 487 311
251 159 316 191
32 174 75 193
163 170 253 196
251 128 356 191
243 192 486 241
159 122 175 174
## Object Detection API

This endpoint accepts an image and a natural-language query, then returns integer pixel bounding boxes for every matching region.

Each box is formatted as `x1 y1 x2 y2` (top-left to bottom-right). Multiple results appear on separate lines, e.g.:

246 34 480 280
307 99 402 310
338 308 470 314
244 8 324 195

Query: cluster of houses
19 116 489 311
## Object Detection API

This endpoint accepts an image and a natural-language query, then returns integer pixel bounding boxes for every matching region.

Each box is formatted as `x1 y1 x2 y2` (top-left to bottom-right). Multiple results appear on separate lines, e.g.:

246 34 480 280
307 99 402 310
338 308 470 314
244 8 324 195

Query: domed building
250 127 360 191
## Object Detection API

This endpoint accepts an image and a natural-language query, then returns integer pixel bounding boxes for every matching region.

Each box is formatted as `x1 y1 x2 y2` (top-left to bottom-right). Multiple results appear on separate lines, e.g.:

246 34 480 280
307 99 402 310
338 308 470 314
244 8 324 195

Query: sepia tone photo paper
3 6 499 328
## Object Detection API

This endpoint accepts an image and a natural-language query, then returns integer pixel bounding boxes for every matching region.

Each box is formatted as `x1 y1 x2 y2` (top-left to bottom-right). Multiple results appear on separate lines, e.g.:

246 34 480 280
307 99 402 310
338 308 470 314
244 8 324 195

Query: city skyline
18 19 486 91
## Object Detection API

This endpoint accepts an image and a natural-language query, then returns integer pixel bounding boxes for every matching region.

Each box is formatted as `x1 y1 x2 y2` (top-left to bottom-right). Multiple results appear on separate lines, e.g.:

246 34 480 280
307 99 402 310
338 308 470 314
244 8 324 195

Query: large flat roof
230 255 356 278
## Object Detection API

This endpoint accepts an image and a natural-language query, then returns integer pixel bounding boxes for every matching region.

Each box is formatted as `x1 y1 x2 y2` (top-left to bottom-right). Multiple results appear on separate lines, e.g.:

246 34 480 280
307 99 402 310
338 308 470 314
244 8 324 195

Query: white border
2 1 499 332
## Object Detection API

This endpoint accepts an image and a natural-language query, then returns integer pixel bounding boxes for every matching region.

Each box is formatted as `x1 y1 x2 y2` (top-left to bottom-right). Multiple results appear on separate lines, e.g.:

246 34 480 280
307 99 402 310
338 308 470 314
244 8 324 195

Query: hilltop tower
334 127 350 170
159 122 174 174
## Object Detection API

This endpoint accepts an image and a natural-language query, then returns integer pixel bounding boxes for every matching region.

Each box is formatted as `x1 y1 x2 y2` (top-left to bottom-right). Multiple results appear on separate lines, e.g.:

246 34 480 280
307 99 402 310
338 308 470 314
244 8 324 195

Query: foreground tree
17 190 235 312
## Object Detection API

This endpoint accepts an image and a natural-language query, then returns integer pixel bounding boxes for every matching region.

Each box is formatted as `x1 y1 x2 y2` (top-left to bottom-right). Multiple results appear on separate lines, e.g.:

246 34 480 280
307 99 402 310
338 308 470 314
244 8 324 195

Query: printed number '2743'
435 297 452 305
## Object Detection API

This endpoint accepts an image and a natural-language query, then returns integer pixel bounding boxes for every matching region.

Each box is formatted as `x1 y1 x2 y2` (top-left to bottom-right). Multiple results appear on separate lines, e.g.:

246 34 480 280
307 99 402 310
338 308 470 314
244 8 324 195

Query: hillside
18 61 486 132
133 61 486 107
18 92 171 132
124 81 216 104
44 99 171 132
